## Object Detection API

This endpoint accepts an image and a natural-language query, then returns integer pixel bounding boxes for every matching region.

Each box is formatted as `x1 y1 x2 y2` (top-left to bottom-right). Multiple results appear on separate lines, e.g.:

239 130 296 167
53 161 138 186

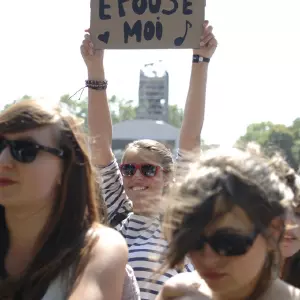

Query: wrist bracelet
193 54 210 63
85 79 108 91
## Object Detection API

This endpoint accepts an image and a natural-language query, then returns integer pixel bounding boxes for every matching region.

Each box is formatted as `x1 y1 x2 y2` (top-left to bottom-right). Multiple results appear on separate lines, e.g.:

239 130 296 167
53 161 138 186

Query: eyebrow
10 136 39 143
215 227 250 234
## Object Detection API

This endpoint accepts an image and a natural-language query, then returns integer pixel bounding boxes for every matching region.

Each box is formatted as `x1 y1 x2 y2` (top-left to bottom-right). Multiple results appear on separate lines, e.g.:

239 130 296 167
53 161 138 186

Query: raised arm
81 33 113 166
81 35 132 225
179 21 217 152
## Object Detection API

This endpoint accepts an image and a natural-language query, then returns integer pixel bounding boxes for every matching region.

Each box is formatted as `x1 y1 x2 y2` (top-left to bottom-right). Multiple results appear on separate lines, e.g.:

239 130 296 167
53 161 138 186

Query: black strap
193 54 210 63
110 212 128 228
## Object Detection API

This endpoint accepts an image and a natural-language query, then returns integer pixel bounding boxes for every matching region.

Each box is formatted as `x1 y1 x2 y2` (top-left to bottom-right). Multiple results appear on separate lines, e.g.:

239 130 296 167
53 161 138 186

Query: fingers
208 36 218 48
200 33 214 47
200 21 217 48
81 36 95 56
203 20 209 28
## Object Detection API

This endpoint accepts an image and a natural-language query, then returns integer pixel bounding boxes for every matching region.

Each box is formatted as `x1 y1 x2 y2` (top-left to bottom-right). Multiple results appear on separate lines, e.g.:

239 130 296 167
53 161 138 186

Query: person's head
120 139 174 214
0 99 106 299
268 153 300 288
162 146 294 299
268 153 300 259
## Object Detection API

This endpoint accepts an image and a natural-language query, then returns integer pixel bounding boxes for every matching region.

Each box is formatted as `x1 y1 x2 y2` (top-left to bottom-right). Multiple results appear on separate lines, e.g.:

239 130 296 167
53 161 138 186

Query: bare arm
179 63 208 152
68 227 128 300
81 34 114 166
179 21 217 152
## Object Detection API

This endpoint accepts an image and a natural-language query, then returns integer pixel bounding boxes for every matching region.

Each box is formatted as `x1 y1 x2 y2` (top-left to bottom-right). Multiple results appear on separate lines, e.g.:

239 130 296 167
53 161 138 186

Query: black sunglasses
0 137 65 163
191 228 259 257
119 163 162 178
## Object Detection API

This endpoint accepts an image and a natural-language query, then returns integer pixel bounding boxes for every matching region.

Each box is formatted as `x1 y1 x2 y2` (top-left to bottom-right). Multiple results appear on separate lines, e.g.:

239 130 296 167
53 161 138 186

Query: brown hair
123 139 174 192
270 152 300 288
161 146 294 299
0 100 107 299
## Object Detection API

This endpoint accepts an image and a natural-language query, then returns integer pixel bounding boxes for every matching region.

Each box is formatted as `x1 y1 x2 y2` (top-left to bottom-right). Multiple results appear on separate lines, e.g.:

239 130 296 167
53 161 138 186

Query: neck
279 257 287 278
212 275 260 300
5 202 52 250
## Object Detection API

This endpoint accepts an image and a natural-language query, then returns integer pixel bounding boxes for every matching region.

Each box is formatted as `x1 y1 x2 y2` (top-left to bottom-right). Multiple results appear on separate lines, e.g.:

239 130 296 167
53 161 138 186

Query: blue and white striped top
97 158 194 300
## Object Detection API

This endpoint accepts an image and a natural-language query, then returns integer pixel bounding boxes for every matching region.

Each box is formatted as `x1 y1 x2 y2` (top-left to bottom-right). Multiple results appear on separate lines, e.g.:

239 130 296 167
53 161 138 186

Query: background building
112 61 179 160
112 119 179 162
136 61 169 122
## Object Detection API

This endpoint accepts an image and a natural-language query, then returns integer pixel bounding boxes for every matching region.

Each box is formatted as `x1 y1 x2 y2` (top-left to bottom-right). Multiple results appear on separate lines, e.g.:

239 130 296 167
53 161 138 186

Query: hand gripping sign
90 0 206 49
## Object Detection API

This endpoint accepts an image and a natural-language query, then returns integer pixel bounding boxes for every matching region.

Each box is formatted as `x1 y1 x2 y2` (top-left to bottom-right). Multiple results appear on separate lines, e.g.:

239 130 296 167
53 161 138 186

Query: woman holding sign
81 21 217 300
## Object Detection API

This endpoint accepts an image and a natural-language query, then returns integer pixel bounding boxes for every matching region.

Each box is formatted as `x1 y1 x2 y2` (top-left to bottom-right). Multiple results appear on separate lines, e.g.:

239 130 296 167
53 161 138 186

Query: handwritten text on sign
90 0 206 49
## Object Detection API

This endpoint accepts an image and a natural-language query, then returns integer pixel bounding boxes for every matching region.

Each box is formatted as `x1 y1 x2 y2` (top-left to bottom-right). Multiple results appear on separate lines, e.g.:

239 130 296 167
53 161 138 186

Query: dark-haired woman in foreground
157 147 300 299
0 100 128 299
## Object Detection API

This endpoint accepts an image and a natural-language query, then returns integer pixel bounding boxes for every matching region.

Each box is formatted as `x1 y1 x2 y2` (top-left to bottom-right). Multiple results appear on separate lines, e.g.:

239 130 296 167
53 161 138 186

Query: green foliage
237 120 300 170
59 94 182 128
3 95 31 111
168 104 183 128
3 94 184 129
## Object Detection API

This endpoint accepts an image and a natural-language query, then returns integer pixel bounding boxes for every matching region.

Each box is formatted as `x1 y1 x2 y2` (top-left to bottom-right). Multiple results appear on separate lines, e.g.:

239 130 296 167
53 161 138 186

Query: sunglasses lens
11 141 38 163
0 138 6 153
193 238 205 251
120 164 136 176
141 164 158 177
210 231 254 256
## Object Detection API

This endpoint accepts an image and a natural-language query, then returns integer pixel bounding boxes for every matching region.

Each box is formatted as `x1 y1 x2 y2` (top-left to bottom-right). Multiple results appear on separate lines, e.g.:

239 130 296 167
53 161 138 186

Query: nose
190 243 222 269
201 243 221 262
133 169 144 179
0 146 14 169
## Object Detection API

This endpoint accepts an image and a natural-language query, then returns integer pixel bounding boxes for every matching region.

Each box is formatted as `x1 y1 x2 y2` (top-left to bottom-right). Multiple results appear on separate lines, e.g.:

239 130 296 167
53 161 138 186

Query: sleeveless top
0 264 140 300
42 264 140 300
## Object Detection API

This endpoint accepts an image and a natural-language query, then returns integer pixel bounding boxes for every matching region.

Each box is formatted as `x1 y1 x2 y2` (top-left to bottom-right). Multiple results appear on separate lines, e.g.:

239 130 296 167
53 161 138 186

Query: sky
0 0 299 146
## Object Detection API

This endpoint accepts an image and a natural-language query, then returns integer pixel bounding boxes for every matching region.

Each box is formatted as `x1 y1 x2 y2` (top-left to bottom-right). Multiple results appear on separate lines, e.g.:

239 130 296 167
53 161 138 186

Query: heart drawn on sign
98 31 110 44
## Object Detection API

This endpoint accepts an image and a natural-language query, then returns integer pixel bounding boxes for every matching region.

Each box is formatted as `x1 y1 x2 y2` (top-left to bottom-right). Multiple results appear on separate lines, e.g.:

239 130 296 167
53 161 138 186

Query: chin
281 244 300 258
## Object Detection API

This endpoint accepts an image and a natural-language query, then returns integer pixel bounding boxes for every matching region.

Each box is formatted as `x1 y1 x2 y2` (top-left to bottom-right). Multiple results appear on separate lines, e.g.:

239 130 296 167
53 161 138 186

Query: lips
0 178 16 186
283 235 297 241
201 271 226 281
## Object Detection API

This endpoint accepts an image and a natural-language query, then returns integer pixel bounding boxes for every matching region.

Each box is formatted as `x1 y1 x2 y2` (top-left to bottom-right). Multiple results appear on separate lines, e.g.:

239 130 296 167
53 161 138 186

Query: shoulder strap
110 212 128 228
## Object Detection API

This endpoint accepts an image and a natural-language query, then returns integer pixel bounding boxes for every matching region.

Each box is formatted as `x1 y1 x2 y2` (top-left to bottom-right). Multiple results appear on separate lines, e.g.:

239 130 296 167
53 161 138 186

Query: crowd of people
0 19 300 300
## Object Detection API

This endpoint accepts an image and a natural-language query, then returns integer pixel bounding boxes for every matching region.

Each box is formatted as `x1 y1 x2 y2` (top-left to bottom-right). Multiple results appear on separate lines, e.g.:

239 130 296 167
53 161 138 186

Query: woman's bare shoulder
264 279 300 300
88 225 128 269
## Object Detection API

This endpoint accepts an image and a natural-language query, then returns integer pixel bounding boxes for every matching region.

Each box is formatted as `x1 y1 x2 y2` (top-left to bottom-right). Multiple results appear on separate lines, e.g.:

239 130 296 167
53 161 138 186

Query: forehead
206 199 253 234
123 147 160 165
3 126 57 146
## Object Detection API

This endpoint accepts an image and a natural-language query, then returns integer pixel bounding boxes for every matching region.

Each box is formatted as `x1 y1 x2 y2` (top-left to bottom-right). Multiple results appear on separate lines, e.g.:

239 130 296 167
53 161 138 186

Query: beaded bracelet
85 79 108 91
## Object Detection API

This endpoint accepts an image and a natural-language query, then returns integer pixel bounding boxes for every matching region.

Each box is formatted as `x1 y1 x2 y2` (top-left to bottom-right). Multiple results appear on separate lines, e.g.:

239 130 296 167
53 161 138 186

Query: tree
60 94 88 129
237 120 300 170
2 94 185 130
3 95 31 110
60 94 183 128
168 104 183 128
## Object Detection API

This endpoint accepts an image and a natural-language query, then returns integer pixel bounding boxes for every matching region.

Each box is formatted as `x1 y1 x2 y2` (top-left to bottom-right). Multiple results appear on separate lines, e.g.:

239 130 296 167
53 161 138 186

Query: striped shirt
97 159 194 300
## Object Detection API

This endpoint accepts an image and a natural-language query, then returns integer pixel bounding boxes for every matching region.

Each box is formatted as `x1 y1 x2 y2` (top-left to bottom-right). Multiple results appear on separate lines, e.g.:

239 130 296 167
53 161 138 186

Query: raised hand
80 32 104 73
194 21 217 58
